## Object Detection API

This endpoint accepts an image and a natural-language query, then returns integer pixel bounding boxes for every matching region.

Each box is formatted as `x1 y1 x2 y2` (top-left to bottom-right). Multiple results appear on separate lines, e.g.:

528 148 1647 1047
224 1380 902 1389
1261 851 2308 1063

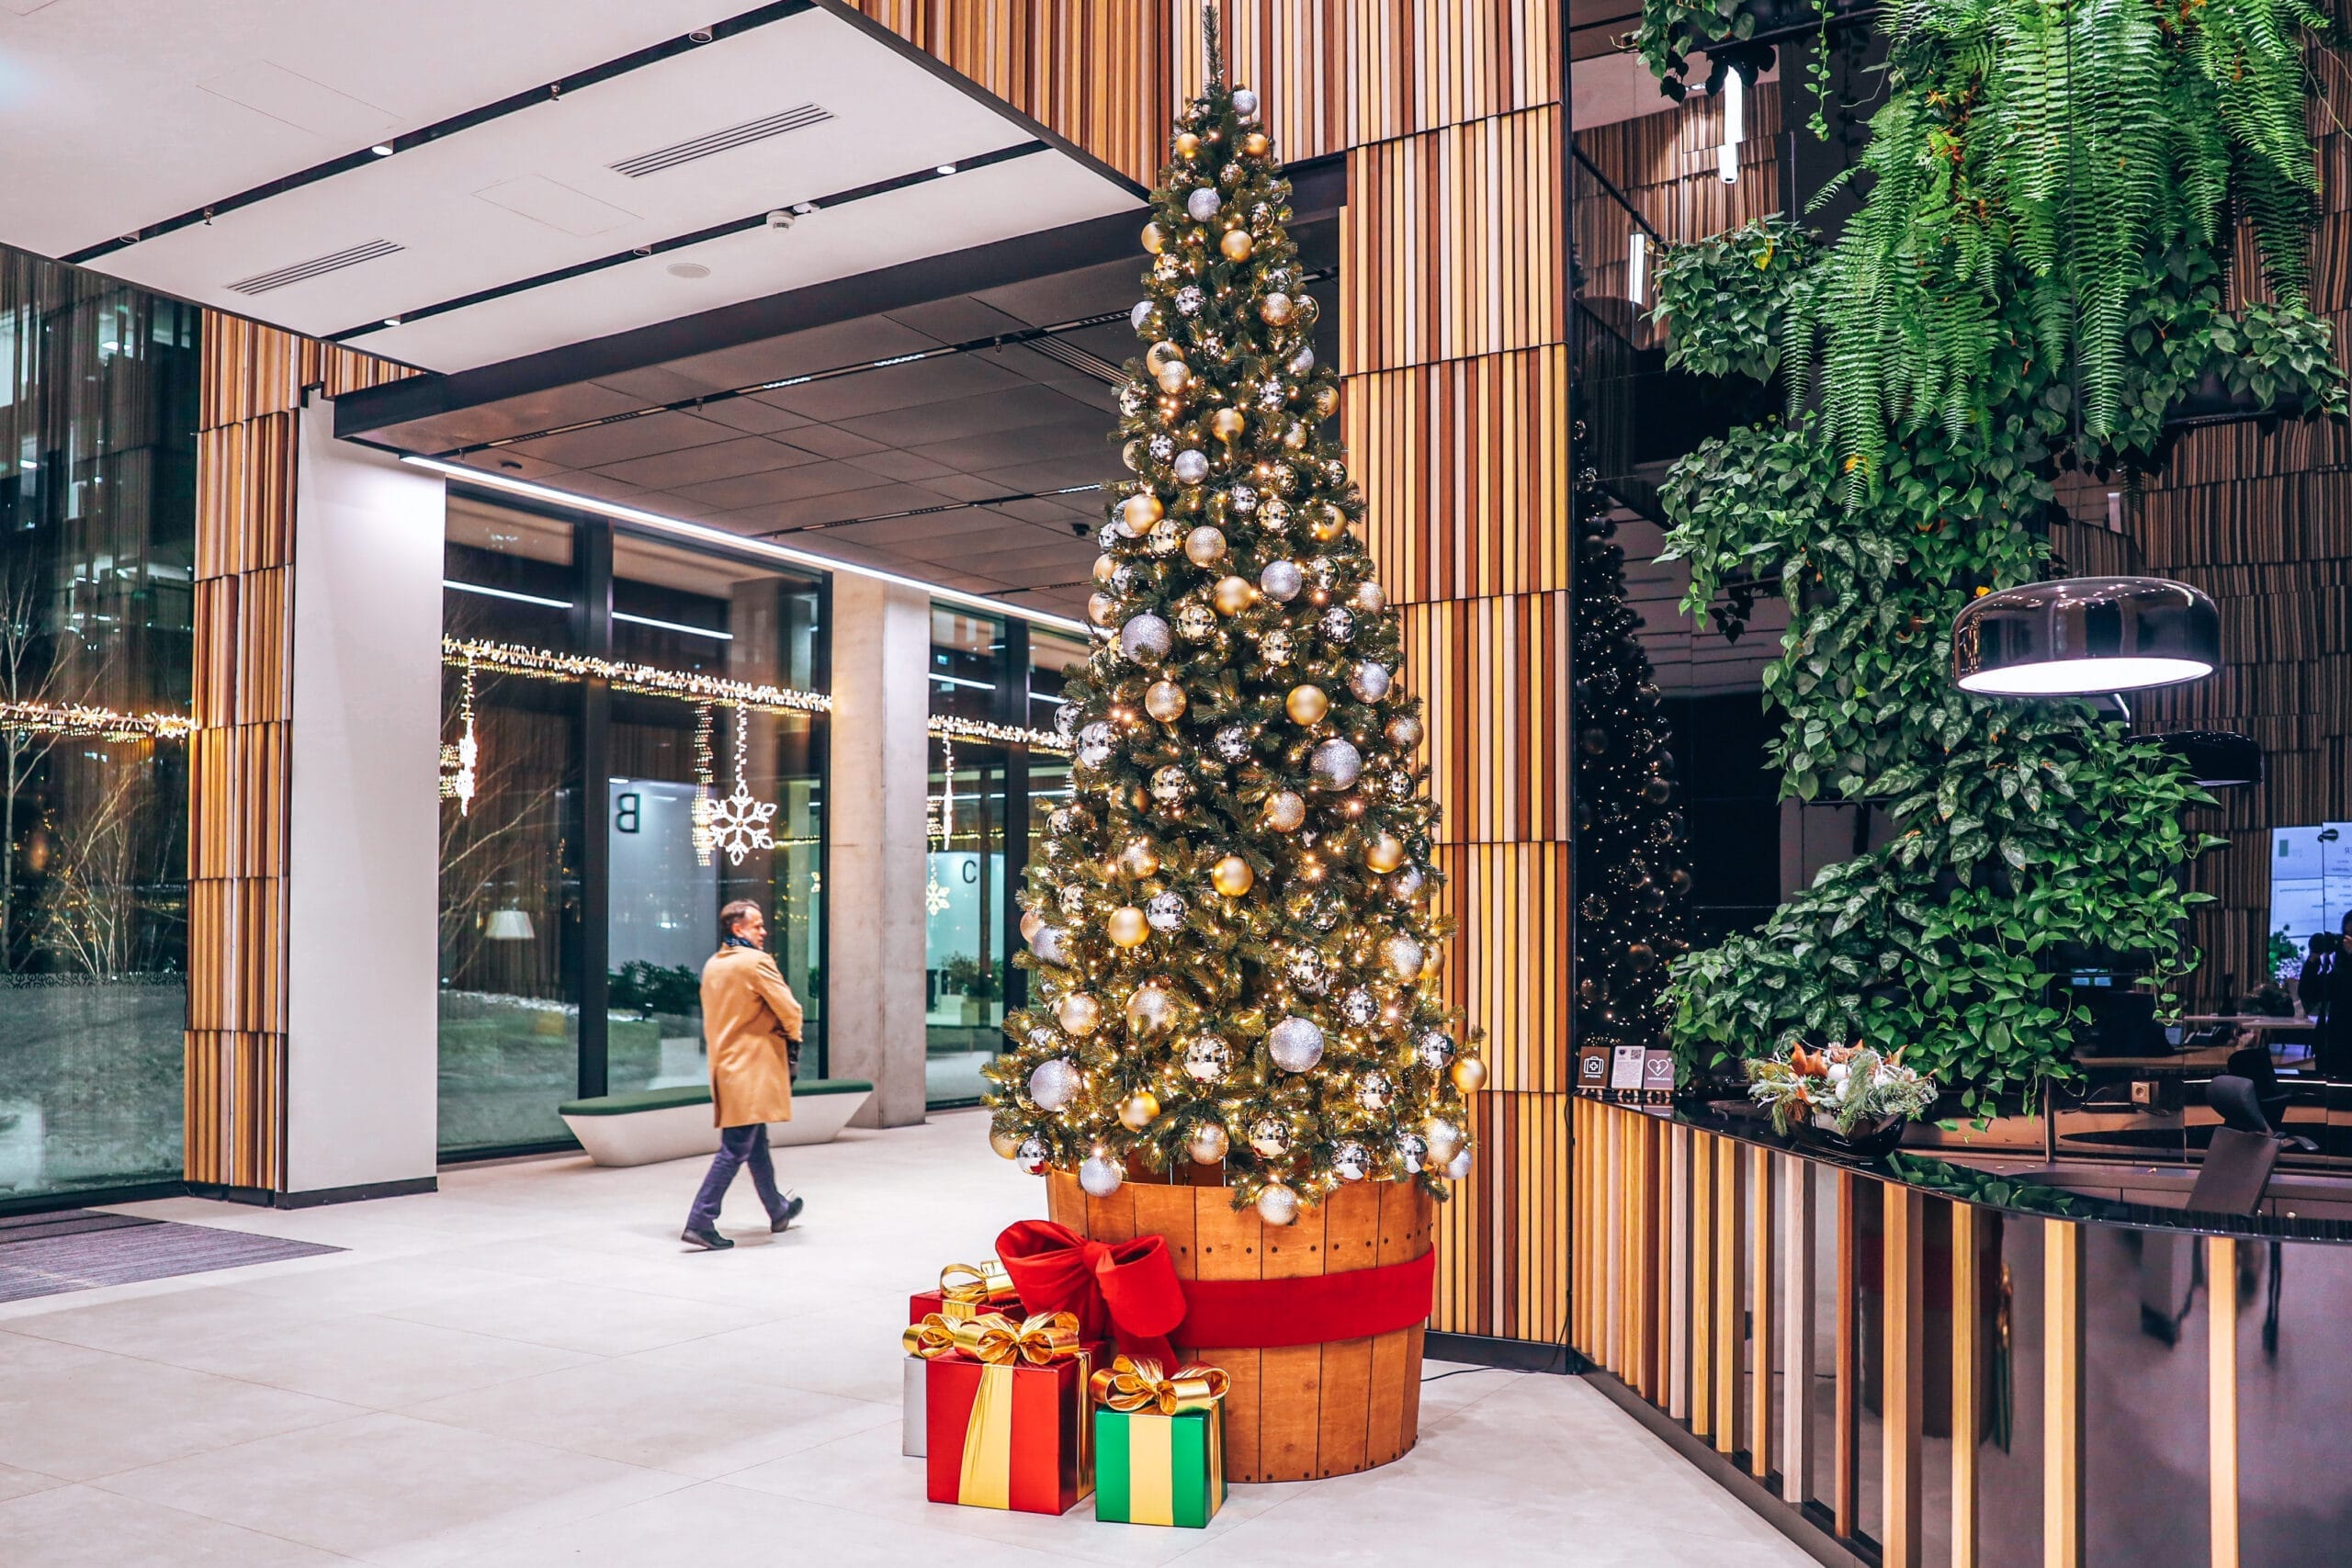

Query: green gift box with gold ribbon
1089 1356 1228 1529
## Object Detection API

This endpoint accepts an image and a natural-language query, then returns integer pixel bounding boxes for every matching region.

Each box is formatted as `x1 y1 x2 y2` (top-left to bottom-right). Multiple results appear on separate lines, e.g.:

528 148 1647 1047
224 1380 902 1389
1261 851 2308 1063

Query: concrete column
825 573 932 1126
282 409 445 1195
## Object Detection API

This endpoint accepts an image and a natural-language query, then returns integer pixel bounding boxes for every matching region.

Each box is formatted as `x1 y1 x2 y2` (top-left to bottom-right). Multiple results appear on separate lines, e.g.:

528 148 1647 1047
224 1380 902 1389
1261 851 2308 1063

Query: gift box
908 1258 1020 1326
1089 1357 1228 1529
922 1312 1094 1515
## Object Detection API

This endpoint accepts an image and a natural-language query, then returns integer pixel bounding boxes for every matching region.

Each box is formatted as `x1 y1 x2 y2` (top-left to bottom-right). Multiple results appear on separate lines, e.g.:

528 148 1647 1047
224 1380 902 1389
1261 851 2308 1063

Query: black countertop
1614 1094 2352 1247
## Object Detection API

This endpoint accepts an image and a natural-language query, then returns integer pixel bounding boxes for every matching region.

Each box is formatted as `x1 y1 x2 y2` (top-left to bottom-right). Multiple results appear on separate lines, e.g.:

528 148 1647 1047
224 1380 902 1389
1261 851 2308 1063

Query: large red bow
995 1220 1187 1368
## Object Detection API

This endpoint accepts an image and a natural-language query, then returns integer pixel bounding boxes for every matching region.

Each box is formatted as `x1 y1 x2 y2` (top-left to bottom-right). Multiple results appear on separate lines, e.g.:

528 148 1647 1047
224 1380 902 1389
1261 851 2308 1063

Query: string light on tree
981 51 1482 1222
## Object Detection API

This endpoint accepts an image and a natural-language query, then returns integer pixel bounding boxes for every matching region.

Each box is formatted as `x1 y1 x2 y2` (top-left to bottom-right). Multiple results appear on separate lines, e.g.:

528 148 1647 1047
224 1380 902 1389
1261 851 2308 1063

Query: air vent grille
227 238 404 296
610 104 833 177
1025 335 1127 388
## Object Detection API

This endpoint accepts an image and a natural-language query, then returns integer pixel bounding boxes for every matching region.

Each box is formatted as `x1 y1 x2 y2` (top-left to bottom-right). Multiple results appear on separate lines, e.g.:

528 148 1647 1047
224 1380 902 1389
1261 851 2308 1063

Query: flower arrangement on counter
1745 1042 1937 1137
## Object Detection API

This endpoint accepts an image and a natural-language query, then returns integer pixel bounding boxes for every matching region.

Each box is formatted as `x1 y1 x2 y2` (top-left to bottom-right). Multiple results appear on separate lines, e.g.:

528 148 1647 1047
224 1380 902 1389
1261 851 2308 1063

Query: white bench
557 1078 873 1167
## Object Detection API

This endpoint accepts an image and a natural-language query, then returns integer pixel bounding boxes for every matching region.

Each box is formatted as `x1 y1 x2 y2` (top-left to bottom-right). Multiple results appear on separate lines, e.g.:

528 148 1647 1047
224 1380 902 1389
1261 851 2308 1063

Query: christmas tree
985 22 1483 1225
1571 454 1690 1065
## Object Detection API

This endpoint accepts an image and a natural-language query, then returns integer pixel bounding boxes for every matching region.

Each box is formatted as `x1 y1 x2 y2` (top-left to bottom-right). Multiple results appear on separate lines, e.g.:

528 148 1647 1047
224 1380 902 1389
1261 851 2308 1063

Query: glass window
929 607 1003 724
437 501 830 1153
0 246 199 1201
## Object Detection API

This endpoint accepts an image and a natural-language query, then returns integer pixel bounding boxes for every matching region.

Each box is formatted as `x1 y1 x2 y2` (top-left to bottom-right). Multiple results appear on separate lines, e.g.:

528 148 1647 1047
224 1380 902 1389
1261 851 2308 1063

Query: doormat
0 1210 342 1303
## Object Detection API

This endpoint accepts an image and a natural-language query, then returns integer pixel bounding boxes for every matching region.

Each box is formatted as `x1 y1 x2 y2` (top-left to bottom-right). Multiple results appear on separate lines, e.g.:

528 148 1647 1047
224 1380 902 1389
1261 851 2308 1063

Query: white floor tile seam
57 1479 377 1562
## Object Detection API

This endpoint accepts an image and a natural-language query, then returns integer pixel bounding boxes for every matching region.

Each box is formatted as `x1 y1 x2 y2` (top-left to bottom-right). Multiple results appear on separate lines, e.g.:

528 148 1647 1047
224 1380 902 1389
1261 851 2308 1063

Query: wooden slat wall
850 0 1174 185
1170 2 1572 1343
187 312 411 1192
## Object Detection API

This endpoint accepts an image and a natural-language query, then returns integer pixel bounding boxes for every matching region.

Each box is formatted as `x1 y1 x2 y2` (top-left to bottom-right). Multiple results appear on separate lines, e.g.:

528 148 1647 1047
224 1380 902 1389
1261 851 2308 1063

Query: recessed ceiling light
935 163 956 175
369 143 394 157
19 459 35 471
791 202 817 216
665 261 712 280
382 316 401 327
689 27 713 41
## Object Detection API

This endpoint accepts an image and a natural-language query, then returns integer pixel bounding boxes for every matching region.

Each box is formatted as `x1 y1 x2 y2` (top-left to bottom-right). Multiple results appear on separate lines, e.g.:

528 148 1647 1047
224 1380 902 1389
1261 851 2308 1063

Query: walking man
682 899 806 1250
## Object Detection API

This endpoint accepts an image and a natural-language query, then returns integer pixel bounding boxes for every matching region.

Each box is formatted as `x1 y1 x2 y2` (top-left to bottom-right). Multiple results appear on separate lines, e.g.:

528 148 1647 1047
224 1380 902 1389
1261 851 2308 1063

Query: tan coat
702 944 803 1127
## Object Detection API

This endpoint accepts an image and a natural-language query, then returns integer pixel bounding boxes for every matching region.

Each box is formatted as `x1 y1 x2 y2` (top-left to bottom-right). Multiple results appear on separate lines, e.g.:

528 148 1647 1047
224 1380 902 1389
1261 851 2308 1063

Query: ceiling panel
6 1 1138 372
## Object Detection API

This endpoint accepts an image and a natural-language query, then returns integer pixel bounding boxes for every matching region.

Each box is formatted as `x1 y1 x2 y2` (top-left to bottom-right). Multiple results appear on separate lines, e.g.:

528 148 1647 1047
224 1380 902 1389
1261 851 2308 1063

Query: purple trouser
686 1123 787 1231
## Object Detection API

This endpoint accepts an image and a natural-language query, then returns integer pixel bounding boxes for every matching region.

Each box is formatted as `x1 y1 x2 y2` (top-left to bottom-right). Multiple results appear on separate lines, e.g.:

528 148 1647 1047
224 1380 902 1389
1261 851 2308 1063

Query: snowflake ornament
707 778 777 867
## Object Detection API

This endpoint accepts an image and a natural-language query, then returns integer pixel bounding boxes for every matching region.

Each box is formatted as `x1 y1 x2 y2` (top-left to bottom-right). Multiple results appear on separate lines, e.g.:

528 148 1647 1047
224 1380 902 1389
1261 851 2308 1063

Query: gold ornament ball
1154 361 1191 396
1184 525 1227 567
1309 503 1349 542
1281 421 1308 451
1422 945 1444 980
1188 1122 1229 1164
1121 839 1160 876
1209 407 1247 443
1213 575 1254 615
1425 1117 1464 1164
1174 130 1201 159
1087 592 1118 626
1220 228 1254 263
1366 832 1406 874
1260 291 1295 325
1285 683 1329 725
1118 1092 1160 1132
1242 130 1270 157
1145 680 1188 722
1266 791 1306 831
1125 984 1177 1035
1452 1055 1488 1094
1019 908 1045 943
1313 384 1340 421
1092 554 1119 585
1121 492 1164 534
1146 340 1185 376
989 1127 1023 1159
1057 993 1102 1035
1210 853 1255 897
1142 221 1169 254
1107 907 1149 948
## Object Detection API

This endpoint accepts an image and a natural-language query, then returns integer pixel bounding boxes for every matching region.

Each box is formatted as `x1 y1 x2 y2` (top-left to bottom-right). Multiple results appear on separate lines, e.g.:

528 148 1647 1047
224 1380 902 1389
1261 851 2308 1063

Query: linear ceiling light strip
407 456 1093 636
0 700 196 739
61 0 817 263
439 265 1333 459
331 141 1049 346
753 483 1104 539
445 636 829 712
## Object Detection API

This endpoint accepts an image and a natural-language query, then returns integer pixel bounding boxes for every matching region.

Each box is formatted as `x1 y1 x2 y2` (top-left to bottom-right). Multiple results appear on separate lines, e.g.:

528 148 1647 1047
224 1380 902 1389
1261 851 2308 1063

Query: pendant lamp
1951 576 2219 696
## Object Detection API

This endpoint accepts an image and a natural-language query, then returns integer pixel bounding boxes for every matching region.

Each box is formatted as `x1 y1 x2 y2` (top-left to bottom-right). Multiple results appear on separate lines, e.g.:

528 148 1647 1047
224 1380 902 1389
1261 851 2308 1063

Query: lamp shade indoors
485 908 536 942
1951 576 2220 695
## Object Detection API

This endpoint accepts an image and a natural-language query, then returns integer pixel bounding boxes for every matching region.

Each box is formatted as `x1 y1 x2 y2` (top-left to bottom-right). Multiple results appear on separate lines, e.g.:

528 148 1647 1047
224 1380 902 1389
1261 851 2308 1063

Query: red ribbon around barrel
994 1220 1436 1360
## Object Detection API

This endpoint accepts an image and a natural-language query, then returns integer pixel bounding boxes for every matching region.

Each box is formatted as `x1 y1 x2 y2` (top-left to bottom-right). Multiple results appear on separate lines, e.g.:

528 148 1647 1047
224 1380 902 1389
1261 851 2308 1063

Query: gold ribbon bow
1089 1354 1230 1415
901 1313 961 1359
939 1258 1018 1306
951 1310 1084 1366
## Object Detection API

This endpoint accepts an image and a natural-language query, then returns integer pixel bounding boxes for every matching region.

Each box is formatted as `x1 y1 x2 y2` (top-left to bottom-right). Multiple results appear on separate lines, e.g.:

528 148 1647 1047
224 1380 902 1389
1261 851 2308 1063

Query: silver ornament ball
1260 559 1304 601
1267 1015 1326 1072
1186 187 1222 222
1017 1137 1050 1175
1079 1155 1125 1198
1341 988 1376 1026
1214 725 1252 762
1309 739 1363 791
1333 1141 1371 1181
1183 1035 1232 1083
1120 614 1172 662
1256 1183 1300 1226
1173 448 1210 484
1350 663 1392 703
1146 891 1188 932
1028 1057 1080 1111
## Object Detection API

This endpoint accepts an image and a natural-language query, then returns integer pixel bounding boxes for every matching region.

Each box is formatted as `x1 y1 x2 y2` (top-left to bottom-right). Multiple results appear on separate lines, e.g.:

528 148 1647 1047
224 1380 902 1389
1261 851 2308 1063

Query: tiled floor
0 1111 1811 1565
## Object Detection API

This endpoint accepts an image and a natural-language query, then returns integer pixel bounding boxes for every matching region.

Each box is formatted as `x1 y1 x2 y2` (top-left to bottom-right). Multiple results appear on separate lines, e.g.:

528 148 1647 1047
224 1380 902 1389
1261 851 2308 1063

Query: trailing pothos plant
1639 0 2348 1115
1649 214 1817 382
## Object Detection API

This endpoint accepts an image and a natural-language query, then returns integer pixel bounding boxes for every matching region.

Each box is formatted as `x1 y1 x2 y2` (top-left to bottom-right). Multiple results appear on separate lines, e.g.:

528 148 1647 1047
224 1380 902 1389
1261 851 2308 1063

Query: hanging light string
926 713 1072 754
691 701 716 866
438 655 480 814
441 636 831 714
0 700 195 740
936 731 956 851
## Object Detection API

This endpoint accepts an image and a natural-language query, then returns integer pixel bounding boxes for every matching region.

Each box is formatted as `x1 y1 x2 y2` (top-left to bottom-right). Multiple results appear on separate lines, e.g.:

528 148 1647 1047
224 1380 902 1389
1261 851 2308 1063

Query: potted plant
1745 1041 1937 1158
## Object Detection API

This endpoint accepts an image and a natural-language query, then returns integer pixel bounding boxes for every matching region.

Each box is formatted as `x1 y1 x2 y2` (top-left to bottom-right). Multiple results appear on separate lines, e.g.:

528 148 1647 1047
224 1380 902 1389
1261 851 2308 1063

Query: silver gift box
902 1355 926 1457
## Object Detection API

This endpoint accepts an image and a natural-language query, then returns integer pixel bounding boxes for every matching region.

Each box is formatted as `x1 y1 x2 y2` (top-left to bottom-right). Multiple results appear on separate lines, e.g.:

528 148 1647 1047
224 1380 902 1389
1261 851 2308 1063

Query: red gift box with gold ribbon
909 1310 1093 1514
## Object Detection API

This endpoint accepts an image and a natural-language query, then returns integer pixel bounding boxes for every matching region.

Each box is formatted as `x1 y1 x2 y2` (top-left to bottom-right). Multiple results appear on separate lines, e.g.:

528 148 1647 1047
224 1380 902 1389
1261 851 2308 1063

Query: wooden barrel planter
1045 1170 1432 1483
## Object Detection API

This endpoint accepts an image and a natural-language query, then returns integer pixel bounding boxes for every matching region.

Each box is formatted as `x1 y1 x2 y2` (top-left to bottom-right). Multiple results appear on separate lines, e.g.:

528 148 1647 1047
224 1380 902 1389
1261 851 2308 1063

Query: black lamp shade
1951 576 2220 695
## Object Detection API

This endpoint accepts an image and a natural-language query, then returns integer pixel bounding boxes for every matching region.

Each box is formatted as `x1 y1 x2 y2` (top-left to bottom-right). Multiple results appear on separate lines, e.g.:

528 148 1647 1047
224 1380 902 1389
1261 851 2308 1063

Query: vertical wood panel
1952 1201 1981 1568
187 313 411 1193
1781 1153 1814 1506
2209 1235 2240 1568
1884 1187 1925 1568
1748 1144 1773 1481
2044 1222 2086 1568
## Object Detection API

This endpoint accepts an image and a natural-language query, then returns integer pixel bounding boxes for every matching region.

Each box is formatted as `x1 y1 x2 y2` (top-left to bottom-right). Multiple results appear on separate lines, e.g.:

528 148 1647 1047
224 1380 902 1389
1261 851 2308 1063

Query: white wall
825 573 932 1126
283 411 445 1194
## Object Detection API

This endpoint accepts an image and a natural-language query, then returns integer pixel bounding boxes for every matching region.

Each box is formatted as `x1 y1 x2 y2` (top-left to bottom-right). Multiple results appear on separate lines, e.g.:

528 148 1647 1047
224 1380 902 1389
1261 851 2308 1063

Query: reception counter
1567 1095 2352 1568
